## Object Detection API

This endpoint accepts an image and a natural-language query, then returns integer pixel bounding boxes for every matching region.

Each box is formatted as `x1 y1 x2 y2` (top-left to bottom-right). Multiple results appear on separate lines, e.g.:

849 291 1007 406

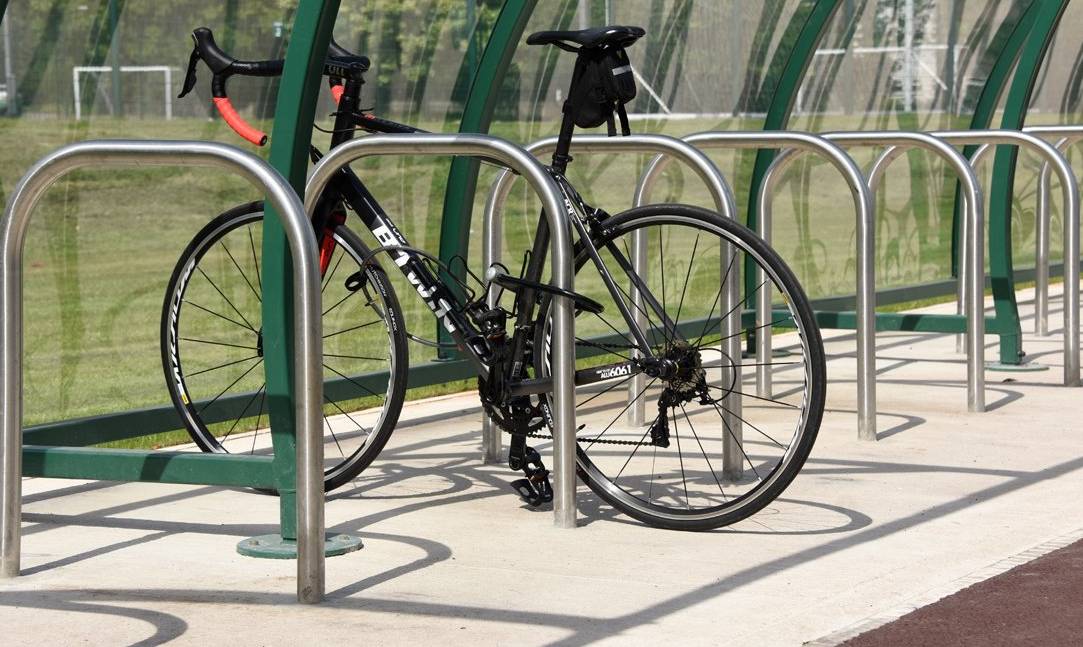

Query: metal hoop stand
0 140 331 603
634 132 875 438
304 134 579 528
763 132 987 414
478 134 744 476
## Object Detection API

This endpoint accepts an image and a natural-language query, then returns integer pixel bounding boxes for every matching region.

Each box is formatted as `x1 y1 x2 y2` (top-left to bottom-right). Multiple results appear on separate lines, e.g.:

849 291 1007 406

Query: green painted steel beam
986 0 1068 365
744 0 841 229
22 446 276 488
943 1 1037 366
261 0 341 539
743 0 841 301
950 1 1039 278
801 310 987 334
435 0 537 356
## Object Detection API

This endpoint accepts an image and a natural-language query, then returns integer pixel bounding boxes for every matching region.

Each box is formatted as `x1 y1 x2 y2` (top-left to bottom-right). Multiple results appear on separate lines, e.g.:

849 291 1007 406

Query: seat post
550 110 577 174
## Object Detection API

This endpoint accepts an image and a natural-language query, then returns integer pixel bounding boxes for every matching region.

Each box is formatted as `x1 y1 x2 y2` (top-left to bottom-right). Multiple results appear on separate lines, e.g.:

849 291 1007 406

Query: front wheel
534 204 826 530
161 203 409 491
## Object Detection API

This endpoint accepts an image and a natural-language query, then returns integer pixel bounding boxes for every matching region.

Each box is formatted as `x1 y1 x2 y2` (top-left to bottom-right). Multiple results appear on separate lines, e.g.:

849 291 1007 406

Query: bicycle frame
307 73 683 402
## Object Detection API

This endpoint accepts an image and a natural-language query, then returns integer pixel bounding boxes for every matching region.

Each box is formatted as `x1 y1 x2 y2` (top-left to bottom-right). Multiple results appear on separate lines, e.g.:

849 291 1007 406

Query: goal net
72 66 174 120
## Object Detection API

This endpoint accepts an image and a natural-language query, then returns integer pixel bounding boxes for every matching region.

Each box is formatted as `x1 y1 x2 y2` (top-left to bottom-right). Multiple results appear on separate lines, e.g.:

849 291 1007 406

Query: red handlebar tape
330 84 345 105
212 97 267 146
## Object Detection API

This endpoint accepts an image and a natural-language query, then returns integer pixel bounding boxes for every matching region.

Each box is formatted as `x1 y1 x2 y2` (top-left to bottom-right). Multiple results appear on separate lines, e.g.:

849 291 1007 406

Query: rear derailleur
508 433 553 508
479 375 553 508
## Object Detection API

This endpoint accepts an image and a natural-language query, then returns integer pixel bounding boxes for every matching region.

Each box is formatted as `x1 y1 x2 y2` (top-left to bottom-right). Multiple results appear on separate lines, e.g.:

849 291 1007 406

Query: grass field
0 112 1074 444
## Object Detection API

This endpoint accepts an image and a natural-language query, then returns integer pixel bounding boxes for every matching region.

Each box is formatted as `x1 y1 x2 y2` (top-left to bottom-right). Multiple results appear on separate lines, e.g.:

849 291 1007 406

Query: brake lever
178 47 200 98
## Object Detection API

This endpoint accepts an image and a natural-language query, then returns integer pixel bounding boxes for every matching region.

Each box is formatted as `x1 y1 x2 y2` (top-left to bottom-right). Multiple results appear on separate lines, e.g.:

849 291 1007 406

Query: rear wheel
161 203 408 491
534 204 825 530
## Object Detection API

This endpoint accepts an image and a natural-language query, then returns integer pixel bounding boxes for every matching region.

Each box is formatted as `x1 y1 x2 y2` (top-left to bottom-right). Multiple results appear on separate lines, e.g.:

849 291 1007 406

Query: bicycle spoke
323 319 381 339
658 230 670 346
672 233 700 329
692 278 767 350
615 415 657 482
711 401 761 481
325 352 387 362
707 384 799 409
322 248 346 294
575 337 633 362
715 401 788 450
707 314 790 347
323 362 384 400
324 394 372 435
323 288 361 317
221 241 261 304
247 224 262 292
589 311 638 351
250 387 266 454
692 285 725 348
680 404 728 499
732 360 803 368
198 358 264 415
578 373 636 408
187 354 261 378
183 300 256 333
324 394 372 453
197 267 258 331
220 382 265 446
323 412 345 459
583 378 657 450
670 407 691 509
179 337 258 351
649 445 657 504
612 277 668 349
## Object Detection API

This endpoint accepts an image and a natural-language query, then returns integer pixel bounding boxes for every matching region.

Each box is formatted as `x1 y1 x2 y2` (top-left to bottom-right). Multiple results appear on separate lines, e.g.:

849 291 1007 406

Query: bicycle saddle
526 25 645 50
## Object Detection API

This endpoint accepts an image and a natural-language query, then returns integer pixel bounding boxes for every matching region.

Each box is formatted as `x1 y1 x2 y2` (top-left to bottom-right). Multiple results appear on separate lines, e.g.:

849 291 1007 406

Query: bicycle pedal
510 478 552 507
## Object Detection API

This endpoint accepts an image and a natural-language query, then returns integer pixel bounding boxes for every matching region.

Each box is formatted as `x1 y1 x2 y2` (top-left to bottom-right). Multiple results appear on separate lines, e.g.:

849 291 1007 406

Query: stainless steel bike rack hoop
304 133 579 528
1021 125 1083 343
634 132 874 439
763 132 986 414
479 134 744 478
0 140 326 602
928 130 1079 387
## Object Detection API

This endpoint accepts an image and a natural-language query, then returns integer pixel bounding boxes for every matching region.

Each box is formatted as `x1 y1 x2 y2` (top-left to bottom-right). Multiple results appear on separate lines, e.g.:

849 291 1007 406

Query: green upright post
742 0 841 320
435 0 536 357
744 0 840 231
950 1 1038 282
260 0 340 543
986 0 1068 366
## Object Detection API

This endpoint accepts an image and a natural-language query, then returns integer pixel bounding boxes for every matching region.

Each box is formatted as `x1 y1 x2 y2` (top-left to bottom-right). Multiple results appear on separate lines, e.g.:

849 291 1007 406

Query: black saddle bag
565 47 637 135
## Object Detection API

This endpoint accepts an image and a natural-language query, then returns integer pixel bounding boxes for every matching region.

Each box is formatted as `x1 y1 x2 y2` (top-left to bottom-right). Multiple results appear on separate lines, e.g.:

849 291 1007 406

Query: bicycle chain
479 338 658 448
481 398 654 447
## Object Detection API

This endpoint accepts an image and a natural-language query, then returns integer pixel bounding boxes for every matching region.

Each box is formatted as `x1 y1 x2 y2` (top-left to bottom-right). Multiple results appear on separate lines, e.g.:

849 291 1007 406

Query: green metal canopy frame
739 0 1068 351
985 0 1071 365
435 0 537 357
3 0 1075 497
260 0 341 542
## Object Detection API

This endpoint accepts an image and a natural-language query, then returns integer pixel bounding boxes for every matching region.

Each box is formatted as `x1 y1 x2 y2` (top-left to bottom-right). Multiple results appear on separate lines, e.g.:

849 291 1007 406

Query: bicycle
162 25 826 530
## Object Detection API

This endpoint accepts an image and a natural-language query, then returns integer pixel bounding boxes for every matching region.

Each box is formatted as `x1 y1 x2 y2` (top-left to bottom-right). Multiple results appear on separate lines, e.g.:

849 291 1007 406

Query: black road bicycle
162 25 826 530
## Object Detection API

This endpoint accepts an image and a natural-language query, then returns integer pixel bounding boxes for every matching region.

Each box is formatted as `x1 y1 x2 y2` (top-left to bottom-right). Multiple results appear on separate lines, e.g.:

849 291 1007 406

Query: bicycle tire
533 203 826 530
161 202 408 491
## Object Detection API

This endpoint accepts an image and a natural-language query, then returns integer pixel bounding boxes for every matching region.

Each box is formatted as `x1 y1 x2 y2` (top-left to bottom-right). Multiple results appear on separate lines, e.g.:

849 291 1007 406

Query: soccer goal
72 65 174 120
